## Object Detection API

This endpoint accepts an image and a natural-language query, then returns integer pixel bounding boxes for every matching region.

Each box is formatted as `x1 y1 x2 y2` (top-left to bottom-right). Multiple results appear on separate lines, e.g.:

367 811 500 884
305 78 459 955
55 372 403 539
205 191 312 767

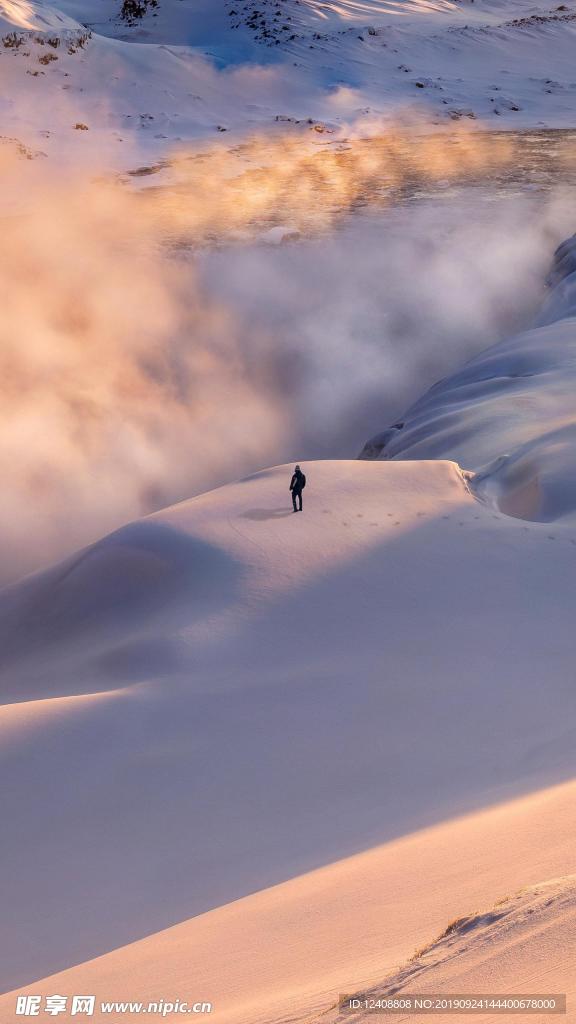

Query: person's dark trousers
292 490 303 512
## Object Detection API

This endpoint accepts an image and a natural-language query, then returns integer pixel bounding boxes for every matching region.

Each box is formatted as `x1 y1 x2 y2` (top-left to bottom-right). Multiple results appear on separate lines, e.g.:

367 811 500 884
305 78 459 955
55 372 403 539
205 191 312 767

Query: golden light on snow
0 121 530 579
0 0 40 31
307 0 458 21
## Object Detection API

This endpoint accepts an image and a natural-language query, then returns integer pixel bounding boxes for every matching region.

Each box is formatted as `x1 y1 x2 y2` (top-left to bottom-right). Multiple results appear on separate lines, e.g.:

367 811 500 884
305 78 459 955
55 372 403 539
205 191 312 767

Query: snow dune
362 234 576 523
2 778 576 1023
2 457 576 1016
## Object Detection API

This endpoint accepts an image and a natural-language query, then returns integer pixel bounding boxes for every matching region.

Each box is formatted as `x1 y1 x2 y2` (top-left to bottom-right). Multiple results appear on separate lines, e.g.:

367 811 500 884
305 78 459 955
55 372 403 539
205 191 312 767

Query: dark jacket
290 470 306 493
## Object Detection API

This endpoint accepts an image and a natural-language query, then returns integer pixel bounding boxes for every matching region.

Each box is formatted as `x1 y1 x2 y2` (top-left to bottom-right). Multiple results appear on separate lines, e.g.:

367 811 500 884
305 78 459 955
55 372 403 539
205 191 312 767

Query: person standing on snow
290 465 306 512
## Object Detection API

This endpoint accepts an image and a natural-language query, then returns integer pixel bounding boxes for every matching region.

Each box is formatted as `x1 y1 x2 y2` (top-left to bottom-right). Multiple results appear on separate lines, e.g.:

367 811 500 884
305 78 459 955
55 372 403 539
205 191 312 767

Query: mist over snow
4 1 576 1022
0 145 572 582
360 228 576 523
200 193 572 457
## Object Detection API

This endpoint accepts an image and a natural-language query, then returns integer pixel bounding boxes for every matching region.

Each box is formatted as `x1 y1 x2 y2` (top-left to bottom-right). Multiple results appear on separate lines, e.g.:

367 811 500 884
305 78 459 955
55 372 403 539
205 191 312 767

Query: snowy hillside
4 1 576 1022
3 783 576 1024
2 456 576 1020
361 234 576 523
3 0 576 168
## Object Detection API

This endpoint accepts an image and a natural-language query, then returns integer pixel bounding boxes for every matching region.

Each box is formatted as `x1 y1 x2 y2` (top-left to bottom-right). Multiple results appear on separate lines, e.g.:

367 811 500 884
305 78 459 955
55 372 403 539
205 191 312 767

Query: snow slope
361 234 576 523
4 3 576 1021
3 0 576 170
334 874 576 1024
2 458 576 1016
2 781 576 1023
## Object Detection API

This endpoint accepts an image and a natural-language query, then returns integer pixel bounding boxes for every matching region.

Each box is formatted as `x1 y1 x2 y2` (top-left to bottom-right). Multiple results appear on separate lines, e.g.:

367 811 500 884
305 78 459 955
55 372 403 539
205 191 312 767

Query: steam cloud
0 126 572 582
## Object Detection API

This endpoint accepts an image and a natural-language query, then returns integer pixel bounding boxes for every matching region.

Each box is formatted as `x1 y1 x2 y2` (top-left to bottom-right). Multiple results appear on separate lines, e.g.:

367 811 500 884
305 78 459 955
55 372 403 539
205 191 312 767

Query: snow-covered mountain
3 0 576 168
4 2 576 1022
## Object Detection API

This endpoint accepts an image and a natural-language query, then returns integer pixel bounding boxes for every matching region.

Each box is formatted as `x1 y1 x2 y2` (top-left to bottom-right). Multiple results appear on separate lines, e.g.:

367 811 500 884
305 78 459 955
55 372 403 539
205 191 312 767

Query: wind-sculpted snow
3 460 576 1016
333 875 576 1023
361 235 576 523
0 521 241 697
